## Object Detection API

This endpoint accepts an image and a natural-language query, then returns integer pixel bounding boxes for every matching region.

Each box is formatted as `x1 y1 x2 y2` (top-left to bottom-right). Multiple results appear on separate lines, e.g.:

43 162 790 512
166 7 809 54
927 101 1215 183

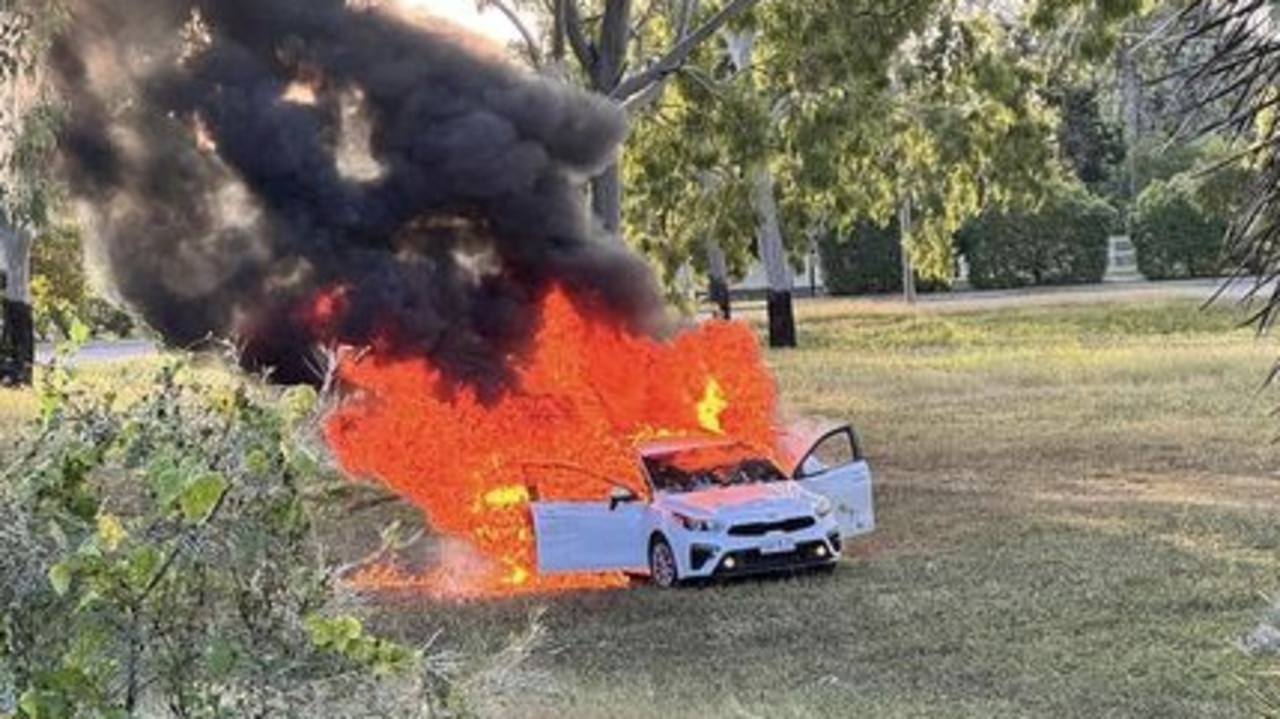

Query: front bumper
680 529 842 579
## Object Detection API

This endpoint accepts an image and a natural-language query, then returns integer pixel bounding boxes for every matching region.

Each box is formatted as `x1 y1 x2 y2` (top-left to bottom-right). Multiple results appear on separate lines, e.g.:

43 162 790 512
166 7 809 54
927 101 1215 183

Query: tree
489 0 764 236
1051 82 1125 192
0 1 62 387
1172 2 1280 327
625 1 943 341
626 1 1060 333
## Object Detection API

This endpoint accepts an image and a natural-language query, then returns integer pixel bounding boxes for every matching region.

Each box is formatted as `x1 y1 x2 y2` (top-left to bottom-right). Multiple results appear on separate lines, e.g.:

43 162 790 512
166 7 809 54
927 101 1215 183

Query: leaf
206 637 237 676
125 545 161 590
95 512 127 552
48 561 72 596
67 318 91 347
179 473 227 522
146 453 185 508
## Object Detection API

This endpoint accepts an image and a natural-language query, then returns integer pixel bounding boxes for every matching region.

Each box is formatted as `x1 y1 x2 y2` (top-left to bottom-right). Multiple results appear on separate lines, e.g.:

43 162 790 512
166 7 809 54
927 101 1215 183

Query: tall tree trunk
1 225 34 386
1118 29 1143 202
751 164 795 348
585 0 632 239
591 163 624 238
704 236 731 319
898 197 917 304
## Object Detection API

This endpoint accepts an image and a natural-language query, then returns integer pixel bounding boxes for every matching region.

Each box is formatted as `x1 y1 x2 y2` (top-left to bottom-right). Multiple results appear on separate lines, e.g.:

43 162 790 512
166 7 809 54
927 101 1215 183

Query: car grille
727 516 816 537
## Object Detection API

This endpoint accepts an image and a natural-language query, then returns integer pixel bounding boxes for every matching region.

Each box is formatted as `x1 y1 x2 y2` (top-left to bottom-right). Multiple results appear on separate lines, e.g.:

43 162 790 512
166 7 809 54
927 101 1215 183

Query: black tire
648 536 680 588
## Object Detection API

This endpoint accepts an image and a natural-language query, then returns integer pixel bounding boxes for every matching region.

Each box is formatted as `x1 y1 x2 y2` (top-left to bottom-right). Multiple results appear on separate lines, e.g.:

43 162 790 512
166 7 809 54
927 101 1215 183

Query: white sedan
529 421 875 587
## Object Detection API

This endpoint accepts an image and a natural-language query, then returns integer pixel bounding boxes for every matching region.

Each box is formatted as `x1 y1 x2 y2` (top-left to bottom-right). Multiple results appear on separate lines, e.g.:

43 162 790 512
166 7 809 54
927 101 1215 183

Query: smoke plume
53 0 664 388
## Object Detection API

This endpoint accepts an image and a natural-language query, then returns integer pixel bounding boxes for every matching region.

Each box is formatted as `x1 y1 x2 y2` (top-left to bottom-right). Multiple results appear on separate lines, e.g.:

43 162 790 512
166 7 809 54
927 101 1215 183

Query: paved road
726 277 1277 316
35 338 156 365
906 276 1273 309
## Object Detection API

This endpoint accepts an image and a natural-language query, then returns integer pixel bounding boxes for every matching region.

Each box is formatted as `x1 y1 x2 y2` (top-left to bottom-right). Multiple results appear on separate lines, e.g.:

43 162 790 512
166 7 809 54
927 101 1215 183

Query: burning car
530 420 874 587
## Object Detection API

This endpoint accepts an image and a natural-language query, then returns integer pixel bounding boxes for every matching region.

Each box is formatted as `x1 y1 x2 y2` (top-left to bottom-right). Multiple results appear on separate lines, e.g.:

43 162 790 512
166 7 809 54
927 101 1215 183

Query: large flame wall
325 288 779 595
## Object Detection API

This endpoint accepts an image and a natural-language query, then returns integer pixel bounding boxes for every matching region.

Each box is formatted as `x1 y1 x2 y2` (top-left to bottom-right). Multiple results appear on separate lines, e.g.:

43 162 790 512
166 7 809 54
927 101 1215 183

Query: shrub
959 184 1118 290
1130 175 1228 280
818 221 951 296
818 221 903 295
0 354 537 717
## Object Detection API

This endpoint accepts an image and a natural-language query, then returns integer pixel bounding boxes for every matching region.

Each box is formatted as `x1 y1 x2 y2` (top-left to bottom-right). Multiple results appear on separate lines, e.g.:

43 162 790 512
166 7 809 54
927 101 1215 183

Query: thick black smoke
53 0 665 389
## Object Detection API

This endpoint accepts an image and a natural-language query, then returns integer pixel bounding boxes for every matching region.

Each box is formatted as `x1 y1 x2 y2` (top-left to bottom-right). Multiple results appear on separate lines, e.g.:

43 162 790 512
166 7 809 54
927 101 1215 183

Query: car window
643 446 787 494
798 430 858 478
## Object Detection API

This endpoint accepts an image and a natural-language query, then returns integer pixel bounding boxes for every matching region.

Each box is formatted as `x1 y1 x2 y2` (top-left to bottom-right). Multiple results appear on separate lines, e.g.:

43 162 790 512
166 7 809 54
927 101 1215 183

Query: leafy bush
818 221 951 296
30 225 136 341
0 355 532 717
1130 175 1228 280
818 221 903 295
958 184 1118 289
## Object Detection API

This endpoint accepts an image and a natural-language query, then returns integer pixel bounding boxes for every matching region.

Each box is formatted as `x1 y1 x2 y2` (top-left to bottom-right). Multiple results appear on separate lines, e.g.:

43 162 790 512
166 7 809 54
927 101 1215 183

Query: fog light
816 545 828 558
723 556 737 570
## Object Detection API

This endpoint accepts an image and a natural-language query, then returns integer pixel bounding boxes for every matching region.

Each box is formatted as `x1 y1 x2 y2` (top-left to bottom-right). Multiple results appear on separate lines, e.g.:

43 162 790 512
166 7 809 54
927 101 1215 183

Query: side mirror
608 486 639 510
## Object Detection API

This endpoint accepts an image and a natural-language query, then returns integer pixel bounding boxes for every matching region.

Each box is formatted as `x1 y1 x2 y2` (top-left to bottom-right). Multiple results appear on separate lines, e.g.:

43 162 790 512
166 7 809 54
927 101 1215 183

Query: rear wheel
648 536 679 588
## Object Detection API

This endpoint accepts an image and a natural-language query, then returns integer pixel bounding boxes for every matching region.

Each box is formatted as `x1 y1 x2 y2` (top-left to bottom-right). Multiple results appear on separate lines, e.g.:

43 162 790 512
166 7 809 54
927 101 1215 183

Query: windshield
642 444 788 494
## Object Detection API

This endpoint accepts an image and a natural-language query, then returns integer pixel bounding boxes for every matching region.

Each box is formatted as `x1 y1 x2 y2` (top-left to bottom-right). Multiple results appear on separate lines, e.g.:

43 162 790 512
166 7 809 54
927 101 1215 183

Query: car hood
655 482 817 522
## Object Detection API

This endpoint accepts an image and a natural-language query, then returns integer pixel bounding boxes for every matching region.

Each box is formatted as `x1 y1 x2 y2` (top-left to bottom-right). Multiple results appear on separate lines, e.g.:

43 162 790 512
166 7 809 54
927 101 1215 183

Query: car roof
635 434 744 458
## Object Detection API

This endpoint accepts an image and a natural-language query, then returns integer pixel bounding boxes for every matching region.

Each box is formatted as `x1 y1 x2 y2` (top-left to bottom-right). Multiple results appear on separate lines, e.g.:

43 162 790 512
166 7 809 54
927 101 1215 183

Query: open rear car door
526 466 648 574
785 421 875 538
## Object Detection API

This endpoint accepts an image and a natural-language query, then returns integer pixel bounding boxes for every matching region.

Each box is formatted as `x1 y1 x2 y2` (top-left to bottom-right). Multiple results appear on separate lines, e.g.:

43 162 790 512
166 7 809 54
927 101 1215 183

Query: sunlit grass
1 357 168 462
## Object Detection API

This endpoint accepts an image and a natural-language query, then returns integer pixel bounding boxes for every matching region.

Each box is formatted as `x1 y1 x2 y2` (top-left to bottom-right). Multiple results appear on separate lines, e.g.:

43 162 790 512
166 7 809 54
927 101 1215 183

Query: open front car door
527 466 648 574
787 422 875 539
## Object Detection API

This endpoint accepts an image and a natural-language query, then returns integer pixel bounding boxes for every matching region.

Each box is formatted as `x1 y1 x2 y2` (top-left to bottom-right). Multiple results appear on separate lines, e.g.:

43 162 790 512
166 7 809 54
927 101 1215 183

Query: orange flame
697 378 728 434
323 286 779 598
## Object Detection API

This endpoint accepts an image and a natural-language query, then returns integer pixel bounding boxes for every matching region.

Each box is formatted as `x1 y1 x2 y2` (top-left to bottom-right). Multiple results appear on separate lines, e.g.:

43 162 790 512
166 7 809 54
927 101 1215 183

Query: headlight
814 496 834 518
676 514 723 532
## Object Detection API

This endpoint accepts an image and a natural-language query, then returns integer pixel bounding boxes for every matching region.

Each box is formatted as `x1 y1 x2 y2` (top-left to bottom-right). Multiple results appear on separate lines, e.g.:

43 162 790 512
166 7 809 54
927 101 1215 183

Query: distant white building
728 252 827 296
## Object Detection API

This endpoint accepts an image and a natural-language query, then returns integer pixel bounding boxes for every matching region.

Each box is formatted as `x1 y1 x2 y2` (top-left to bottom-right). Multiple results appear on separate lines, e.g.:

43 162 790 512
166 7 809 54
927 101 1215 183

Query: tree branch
598 0 634 90
610 0 761 102
562 0 595 73
481 0 544 68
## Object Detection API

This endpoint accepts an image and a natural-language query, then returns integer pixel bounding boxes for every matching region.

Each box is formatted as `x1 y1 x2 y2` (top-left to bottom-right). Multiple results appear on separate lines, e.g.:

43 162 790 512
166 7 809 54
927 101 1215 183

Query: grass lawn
3 297 1279 717
369 297 1280 718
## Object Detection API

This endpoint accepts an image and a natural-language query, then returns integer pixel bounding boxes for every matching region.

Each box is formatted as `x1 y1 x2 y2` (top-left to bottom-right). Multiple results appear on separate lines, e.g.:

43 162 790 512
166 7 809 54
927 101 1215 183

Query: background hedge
1130 176 1227 280
958 183 1118 290
818 220 952 296
818 220 902 295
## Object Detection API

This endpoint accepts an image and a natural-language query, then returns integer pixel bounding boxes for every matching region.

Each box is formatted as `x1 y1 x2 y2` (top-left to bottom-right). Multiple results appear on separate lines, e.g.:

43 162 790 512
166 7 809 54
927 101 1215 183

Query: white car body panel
530 501 648 573
530 421 875 579
798 459 875 538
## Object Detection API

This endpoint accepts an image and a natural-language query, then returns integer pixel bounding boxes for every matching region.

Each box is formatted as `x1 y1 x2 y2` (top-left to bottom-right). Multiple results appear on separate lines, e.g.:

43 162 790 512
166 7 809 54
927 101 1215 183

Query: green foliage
1130 175 1227 280
1124 134 1215 200
1051 83 1125 192
783 8 1060 281
28 224 135 340
959 182 1118 289
0 358 456 717
622 71 761 290
1030 0 1155 60
1 0 67 234
625 1 1060 295
818 221 904 296
817 221 950 296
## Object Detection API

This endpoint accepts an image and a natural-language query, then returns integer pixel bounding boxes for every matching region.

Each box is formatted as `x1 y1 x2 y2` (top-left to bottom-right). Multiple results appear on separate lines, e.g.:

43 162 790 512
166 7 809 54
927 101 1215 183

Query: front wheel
649 536 680 588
